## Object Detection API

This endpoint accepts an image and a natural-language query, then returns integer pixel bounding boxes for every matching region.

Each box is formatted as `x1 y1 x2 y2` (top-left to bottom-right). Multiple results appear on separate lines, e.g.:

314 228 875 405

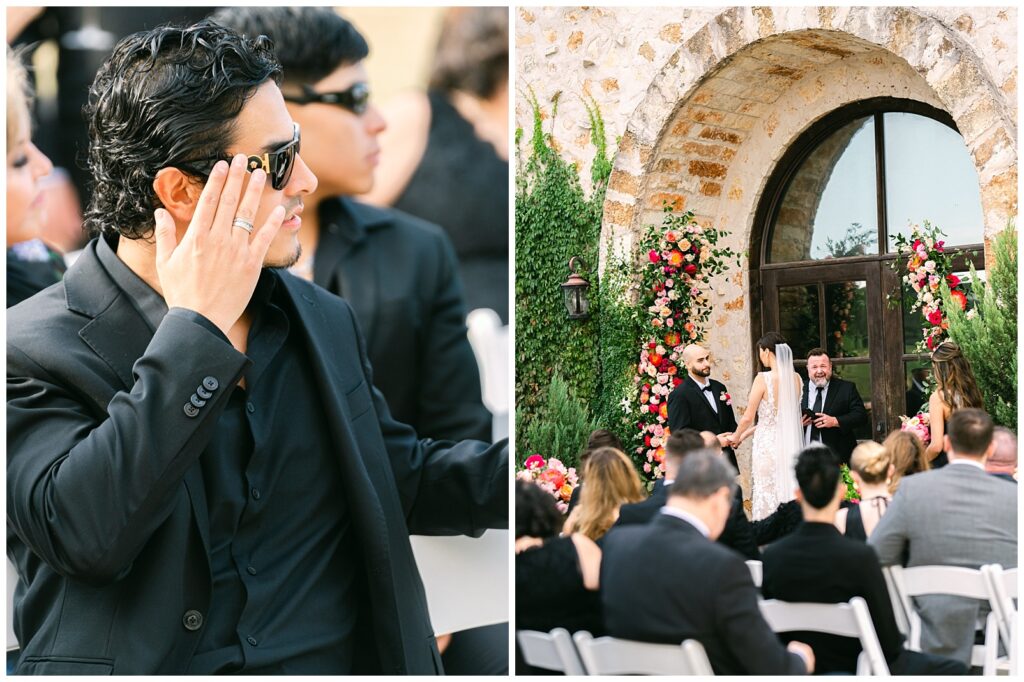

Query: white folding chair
982 564 1018 651
881 566 910 637
571 631 714 675
746 559 763 588
888 564 1002 675
1009 612 1018 676
758 597 889 675
516 628 586 675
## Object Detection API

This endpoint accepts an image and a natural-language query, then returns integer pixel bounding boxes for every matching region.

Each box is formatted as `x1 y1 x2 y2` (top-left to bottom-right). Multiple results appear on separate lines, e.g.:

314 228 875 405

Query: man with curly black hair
6 20 507 675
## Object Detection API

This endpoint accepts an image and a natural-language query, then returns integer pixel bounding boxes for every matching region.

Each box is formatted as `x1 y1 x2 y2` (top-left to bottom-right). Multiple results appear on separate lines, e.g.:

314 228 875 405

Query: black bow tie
702 385 713 393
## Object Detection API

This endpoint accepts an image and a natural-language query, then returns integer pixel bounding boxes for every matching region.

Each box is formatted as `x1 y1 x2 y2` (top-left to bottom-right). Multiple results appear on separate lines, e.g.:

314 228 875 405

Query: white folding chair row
571 631 714 675
886 564 1004 675
516 628 586 675
758 596 889 675
746 559 762 588
983 564 1018 654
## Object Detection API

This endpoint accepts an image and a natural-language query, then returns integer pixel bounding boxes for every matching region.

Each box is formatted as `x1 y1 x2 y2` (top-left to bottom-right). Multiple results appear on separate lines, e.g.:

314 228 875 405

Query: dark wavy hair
757 332 787 371
428 7 508 98
211 7 369 86
83 20 282 239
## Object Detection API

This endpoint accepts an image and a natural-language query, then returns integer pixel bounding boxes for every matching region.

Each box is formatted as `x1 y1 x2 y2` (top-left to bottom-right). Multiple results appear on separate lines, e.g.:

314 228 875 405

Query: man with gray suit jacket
869 409 1017 665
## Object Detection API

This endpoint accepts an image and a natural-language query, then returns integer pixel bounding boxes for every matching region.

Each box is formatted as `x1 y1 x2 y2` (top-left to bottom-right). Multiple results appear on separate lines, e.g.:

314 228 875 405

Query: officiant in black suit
801 349 868 465
667 344 739 469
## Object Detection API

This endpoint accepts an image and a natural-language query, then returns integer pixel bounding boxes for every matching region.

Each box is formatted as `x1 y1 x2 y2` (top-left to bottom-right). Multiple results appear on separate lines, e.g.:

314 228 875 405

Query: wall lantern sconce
561 256 590 320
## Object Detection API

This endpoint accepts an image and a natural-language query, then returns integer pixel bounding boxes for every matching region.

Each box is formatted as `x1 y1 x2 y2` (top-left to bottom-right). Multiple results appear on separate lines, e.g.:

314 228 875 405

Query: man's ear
153 167 202 226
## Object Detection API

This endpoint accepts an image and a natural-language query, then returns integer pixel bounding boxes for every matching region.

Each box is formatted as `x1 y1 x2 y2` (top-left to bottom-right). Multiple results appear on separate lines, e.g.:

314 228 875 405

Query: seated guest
515 481 601 674
563 447 643 541
566 429 623 514
884 430 929 494
615 429 703 526
835 441 893 541
986 426 1017 483
871 409 1017 665
602 451 814 675
762 446 967 675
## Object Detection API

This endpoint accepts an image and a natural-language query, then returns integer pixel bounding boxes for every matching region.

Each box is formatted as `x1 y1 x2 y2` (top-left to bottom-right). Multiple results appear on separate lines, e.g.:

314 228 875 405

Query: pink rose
524 454 545 470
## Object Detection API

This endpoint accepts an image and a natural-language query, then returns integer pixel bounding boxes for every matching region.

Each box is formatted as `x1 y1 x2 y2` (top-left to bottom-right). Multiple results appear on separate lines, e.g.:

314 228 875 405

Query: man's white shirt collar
948 457 986 470
660 506 710 538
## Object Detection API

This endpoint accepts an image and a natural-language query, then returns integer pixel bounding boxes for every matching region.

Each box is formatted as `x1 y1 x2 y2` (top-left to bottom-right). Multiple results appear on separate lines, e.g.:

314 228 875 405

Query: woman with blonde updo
925 341 984 467
563 447 644 541
884 430 930 494
835 441 894 541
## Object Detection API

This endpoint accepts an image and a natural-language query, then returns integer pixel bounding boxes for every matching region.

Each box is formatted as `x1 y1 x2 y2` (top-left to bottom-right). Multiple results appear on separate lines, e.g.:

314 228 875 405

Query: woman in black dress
835 441 893 541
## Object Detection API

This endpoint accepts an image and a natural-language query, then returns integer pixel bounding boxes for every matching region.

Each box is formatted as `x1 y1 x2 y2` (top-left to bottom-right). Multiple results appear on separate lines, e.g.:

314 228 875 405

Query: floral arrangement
898 411 931 445
841 464 860 502
622 208 739 483
890 221 968 352
516 454 579 514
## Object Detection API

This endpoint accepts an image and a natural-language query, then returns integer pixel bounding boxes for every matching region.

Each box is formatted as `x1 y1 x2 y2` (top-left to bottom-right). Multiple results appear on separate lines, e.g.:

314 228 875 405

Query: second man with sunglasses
213 7 492 447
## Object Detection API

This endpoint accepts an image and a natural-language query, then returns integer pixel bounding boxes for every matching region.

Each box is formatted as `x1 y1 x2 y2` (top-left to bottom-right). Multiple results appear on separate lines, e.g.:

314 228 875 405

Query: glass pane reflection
771 117 878 263
778 285 819 360
904 359 931 416
825 280 868 358
884 113 984 251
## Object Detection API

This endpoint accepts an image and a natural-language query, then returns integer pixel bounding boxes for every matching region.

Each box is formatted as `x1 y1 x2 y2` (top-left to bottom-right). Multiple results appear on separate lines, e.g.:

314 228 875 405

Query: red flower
946 274 961 288
648 404 659 414
935 240 945 252
644 435 652 447
683 263 698 276
539 468 565 490
950 289 967 310
926 335 936 351
648 249 660 263
664 331 682 347
672 377 683 387
912 239 922 250
648 353 662 366
927 309 943 326
524 454 545 470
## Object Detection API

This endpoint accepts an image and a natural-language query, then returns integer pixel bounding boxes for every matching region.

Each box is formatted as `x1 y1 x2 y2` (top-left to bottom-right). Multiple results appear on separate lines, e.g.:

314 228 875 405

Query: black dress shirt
98 239 358 674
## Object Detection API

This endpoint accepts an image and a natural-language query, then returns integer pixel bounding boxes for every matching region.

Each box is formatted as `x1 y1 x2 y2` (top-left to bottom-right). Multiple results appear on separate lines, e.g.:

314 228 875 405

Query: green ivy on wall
514 89 611 466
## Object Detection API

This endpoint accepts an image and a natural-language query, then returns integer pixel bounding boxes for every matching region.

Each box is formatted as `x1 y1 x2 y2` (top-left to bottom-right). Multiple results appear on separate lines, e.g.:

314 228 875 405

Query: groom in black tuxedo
667 344 739 469
802 349 868 466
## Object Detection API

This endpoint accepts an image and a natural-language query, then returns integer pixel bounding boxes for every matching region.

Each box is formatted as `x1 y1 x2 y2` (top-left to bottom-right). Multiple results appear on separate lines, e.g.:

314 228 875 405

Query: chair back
881 566 910 636
746 559 762 588
982 564 1018 651
516 628 586 675
572 631 714 675
758 597 889 676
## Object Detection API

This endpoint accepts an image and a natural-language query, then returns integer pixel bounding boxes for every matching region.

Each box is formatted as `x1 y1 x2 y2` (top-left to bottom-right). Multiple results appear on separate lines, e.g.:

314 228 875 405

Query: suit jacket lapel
65 240 212 558
314 198 382 344
686 376 720 424
823 380 841 415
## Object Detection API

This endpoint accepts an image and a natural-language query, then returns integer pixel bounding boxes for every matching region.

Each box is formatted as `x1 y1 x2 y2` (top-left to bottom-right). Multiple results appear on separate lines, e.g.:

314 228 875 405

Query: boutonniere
720 391 732 406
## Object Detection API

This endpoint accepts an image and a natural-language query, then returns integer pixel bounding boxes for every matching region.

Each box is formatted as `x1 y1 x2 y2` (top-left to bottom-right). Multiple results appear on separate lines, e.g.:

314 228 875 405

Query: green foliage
841 464 860 502
941 224 1017 427
520 372 599 470
515 88 611 459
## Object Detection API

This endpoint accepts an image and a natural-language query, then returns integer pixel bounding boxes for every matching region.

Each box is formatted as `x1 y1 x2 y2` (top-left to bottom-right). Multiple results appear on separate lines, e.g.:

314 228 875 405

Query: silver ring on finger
232 217 254 233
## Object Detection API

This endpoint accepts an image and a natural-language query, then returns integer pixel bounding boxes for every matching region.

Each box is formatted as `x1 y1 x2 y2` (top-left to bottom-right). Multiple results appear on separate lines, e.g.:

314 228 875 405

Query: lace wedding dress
750 345 804 521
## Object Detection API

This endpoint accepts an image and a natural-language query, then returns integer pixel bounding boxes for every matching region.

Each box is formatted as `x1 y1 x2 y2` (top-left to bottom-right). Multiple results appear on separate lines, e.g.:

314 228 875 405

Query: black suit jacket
313 197 490 441
802 378 868 465
615 484 759 560
6 238 507 675
667 376 739 467
761 522 904 674
601 514 805 675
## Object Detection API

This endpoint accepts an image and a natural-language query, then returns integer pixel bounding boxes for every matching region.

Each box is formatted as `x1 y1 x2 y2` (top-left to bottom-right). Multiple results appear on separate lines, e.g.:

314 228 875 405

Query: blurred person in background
884 430 930 494
986 426 1017 483
7 45 61 308
925 341 984 467
566 428 623 515
212 7 490 445
363 6 509 324
563 447 644 541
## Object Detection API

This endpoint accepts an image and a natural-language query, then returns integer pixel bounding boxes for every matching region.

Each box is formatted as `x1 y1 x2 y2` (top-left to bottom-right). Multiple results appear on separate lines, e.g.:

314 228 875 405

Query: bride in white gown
730 333 805 521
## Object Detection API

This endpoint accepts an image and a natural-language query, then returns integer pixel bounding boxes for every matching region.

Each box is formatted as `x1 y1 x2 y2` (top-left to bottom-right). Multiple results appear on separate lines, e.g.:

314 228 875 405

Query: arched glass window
766 101 984 264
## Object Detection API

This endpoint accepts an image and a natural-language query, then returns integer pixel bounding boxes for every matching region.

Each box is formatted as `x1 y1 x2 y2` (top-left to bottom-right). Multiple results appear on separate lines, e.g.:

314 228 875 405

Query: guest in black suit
566 429 623 515
213 8 490 443
762 446 967 675
616 429 759 559
602 452 814 675
802 348 868 465
515 481 602 674
667 344 739 469
986 426 1017 483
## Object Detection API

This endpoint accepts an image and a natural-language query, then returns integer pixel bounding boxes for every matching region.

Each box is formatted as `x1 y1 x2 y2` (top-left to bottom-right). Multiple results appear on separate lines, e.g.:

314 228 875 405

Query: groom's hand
801 414 812 427
717 433 733 448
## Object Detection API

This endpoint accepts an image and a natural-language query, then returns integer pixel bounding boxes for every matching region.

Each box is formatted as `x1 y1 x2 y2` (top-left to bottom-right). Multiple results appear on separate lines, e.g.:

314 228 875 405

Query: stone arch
599 6 1016 494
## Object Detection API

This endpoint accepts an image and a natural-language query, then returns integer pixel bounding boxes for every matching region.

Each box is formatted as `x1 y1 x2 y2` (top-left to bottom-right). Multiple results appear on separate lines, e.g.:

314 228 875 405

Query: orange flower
668 250 684 267
559 484 573 502
659 403 668 419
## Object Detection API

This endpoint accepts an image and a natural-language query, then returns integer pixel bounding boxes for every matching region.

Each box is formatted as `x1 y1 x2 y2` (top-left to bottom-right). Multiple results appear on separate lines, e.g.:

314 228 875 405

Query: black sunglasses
177 122 301 191
283 82 371 115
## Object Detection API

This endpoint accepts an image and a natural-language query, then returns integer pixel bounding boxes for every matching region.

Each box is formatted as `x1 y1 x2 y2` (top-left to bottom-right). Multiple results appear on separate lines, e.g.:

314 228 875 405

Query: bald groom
667 345 740 469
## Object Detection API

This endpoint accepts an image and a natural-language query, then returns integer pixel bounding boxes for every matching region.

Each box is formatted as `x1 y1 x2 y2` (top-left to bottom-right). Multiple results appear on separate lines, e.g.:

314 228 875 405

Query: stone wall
516 6 1018 498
